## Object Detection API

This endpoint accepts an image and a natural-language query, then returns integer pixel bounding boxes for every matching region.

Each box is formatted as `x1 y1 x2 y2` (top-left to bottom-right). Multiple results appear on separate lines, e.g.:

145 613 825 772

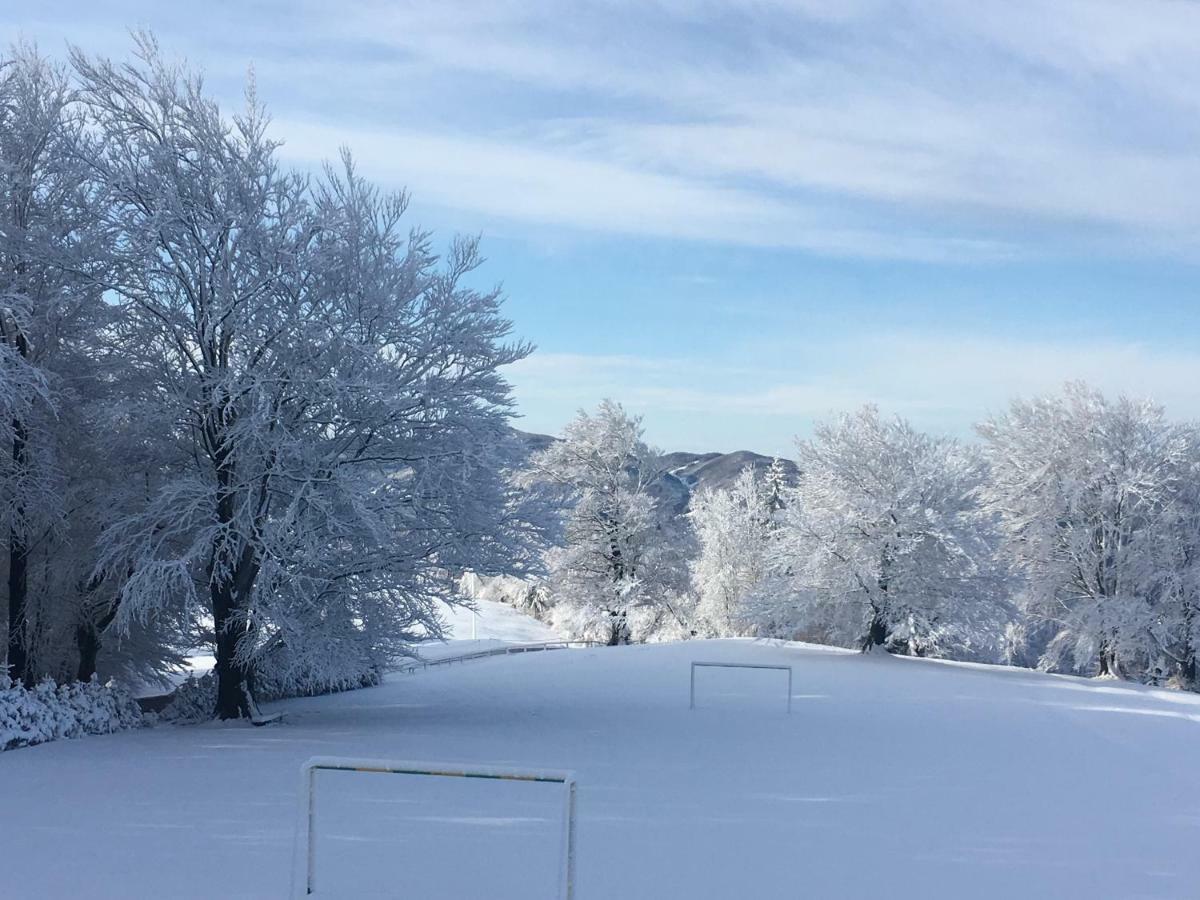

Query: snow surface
3 639 1199 898
430 597 560 646
410 598 562 664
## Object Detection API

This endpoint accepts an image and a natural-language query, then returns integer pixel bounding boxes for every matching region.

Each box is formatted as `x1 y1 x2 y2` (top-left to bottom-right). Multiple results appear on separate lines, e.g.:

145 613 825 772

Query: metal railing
393 640 603 675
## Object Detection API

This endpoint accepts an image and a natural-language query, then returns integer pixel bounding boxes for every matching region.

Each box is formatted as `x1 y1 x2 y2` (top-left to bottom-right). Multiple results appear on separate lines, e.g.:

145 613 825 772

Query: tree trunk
74 598 120 683
75 622 101 683
207 437 263 720
1181 653 1197 690
1097 643 1120 678
861 605 888 653
210 537 262 719
6 416 30 686
1181 607 1197 688
607 610 627 646
863 547 893 655
212 579 256 720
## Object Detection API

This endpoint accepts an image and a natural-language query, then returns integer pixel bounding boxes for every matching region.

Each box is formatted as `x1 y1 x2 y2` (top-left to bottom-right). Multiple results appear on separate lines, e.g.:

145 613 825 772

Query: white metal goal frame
292 756 578 899
688 661 794 713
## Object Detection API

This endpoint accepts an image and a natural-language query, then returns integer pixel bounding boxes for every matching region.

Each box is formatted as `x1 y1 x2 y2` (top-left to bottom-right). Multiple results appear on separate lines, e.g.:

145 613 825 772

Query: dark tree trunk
863 546 893 655
210 538 262 720
207 437 264 720
1182 653 1197 689
1181 606 1197 688
212 579 256 720
6 415 30 686
74 598 119 683
861 609 888 652
75 623 101 683
1097 643 1120 678
606 610 628 646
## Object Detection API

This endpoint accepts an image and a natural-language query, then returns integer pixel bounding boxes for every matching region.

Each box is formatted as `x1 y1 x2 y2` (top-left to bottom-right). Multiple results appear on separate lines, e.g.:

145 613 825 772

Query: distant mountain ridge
510 429 798 519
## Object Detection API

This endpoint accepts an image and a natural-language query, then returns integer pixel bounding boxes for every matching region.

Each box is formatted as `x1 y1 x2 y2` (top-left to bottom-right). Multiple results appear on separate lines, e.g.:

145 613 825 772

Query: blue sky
10 1 1200 454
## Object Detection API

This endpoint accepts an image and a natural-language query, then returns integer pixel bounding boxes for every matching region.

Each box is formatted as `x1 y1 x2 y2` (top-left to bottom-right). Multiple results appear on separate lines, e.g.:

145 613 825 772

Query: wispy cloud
16 0 1200 260
273 119 1013 261
12 2 1199 455
298 0 1200 258
507 335 1200 452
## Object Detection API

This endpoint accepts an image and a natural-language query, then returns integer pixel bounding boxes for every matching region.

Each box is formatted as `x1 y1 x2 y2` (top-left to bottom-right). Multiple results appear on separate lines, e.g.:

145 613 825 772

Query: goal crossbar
293 756 577 898
689 661 794 713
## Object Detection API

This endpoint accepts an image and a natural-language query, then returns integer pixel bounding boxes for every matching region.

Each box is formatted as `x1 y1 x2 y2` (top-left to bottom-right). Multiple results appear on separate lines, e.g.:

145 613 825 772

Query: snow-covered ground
408 597 563 663
3 639 1199 898
427 596 560 646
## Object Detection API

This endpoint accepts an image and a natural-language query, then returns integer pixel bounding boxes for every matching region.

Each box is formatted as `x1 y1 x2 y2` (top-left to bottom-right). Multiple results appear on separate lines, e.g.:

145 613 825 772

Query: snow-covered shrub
59 678 143 734
157 673 216 724
157 656 383 724
0 675 143 751
254 650 382 702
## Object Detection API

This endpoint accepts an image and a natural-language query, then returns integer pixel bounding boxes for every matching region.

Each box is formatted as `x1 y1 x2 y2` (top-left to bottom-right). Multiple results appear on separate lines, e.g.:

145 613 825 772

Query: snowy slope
2 640 1199 898
412 597 562 662
433 596 560 645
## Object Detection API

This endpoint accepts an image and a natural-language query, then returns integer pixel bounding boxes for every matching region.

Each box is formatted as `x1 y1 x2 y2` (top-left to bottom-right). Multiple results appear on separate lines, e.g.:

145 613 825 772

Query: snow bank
0 675 143 752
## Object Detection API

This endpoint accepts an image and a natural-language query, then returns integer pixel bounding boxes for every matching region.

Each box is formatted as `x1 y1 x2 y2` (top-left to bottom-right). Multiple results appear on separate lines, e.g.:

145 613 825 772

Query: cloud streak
507 335 1200 453
301 0 1200 258
15 0 1200 260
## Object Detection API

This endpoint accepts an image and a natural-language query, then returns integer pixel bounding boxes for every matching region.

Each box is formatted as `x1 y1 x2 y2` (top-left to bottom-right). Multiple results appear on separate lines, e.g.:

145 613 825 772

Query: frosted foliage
0 43 134 687
522 400 679 644
68 36 531 715
688 467 777 637
979 383 1200 683
755 407 1008 657
156 673 217 725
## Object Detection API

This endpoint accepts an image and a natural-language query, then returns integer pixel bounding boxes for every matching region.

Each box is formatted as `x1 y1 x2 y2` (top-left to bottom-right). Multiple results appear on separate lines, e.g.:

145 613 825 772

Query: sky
8 0 1200 455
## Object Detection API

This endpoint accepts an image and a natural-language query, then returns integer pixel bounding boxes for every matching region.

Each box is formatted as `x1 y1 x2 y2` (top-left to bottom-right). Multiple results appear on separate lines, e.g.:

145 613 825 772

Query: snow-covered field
3 638 1199 898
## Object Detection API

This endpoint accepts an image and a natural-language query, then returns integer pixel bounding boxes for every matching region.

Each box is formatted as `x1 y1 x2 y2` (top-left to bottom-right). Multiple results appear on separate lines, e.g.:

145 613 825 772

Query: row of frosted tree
525 388 1200 689
0 39 534 717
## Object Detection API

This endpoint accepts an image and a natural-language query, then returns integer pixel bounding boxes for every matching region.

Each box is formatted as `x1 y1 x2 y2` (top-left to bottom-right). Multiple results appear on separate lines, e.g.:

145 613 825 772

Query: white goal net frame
292 756 578 899
689 661 794 713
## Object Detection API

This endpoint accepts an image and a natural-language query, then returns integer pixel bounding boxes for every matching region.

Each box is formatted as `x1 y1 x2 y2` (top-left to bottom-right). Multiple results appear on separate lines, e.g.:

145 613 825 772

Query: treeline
523 387 1200 689
0 37 532 718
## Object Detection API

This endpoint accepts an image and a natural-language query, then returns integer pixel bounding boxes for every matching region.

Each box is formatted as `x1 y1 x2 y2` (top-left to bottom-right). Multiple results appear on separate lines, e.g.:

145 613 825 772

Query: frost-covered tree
74 36 531 717
0 44 111 685
765 407 1005 657
40 391 193 687
1168 440 1200 687
979 384 1199 682
688 466 778 637
763 456 790 514
522 400 674 645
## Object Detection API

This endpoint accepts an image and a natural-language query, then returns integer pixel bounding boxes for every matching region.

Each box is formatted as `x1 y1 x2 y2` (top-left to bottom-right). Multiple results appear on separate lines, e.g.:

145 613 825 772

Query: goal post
292 756 577 899
689 661 794 713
